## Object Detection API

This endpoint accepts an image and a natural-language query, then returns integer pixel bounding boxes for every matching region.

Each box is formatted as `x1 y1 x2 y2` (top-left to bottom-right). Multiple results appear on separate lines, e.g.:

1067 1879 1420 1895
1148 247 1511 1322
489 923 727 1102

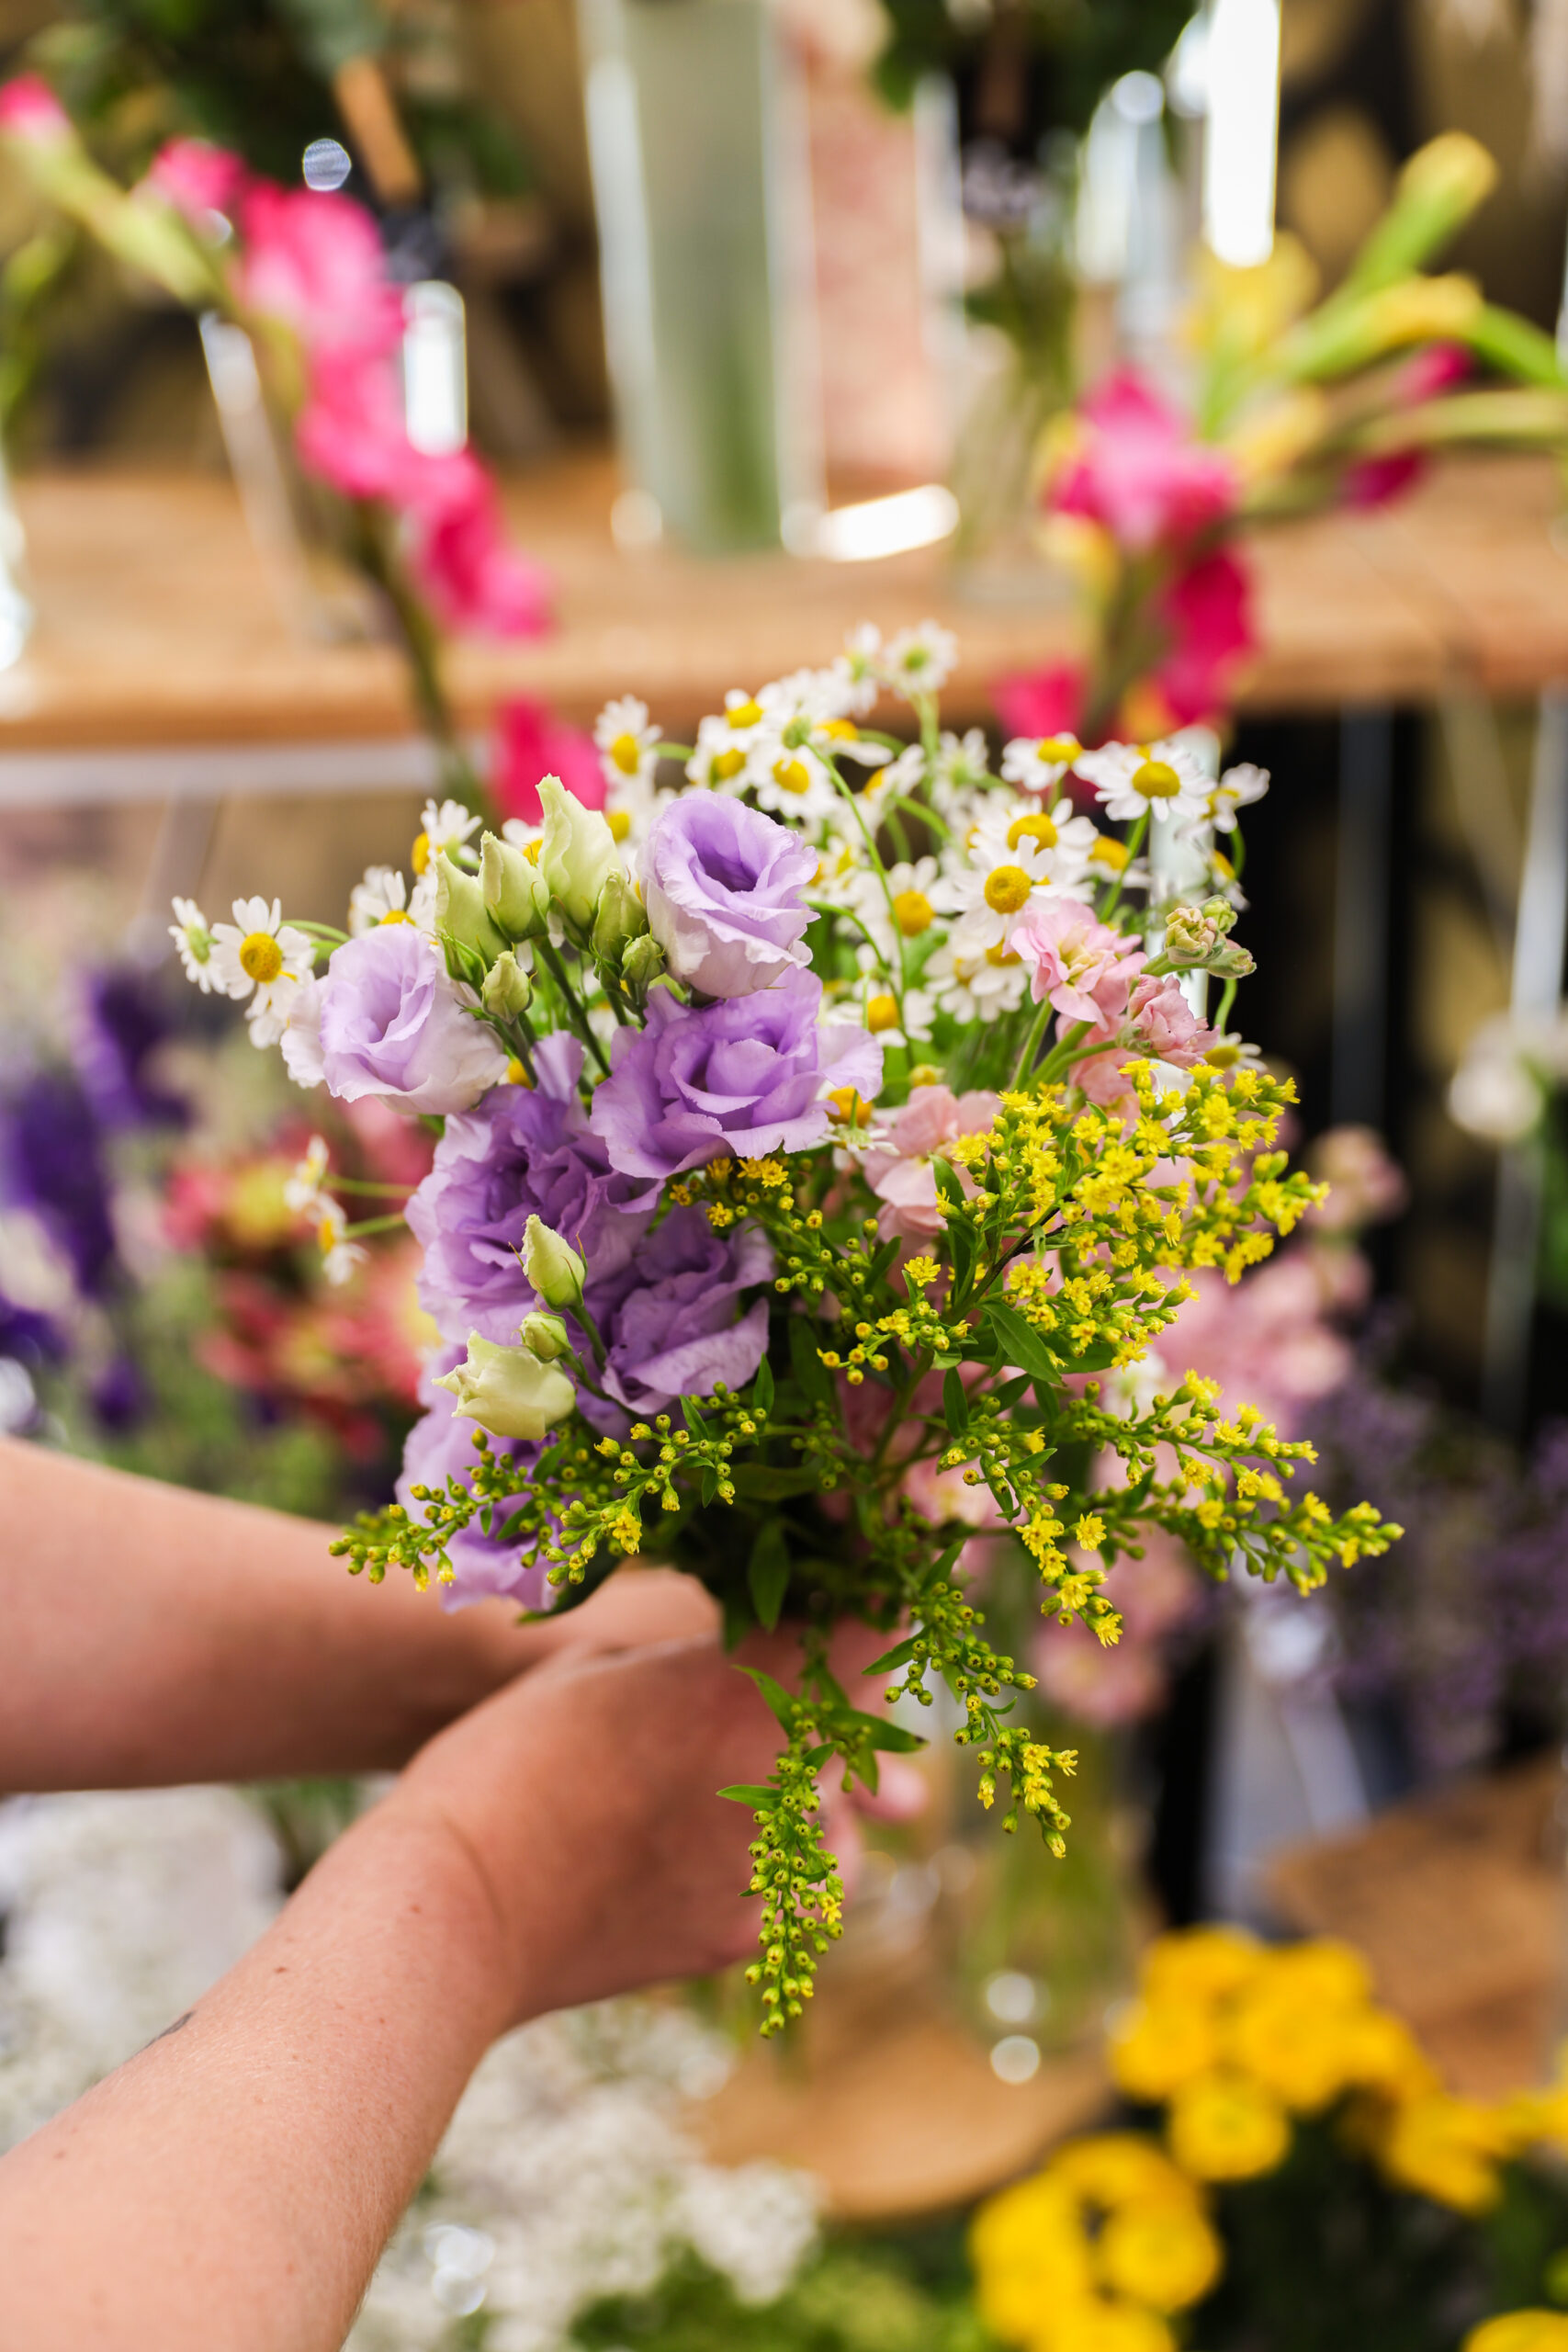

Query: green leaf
752 1356 775 1415
719 1783 777 1806
942 1367 969 1438
983 1299 1061 1384
787 1315 833 1408
747 1521 791 1633
732 1464 818 1502
680 1395 710 1438
932 1156 966 1205
841 1705 925 1753
947 1216 976 1298
742 1667 798 1728
699 1466 719 1507
863 1633 920 1675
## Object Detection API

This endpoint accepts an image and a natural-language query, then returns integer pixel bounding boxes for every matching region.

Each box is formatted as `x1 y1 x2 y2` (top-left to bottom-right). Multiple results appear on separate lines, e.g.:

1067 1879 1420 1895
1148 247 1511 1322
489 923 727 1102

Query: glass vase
577 0 823 555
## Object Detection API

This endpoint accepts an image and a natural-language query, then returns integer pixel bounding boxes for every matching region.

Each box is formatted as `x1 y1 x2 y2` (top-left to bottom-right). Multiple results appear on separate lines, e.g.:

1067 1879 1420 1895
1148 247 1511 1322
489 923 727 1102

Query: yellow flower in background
1051 2134 1196 2212
1168 2072 1291 2182
1186 233 1320 365
1224 1984 1360 2113
1099 2198 1223 2313
1035 2293 1176 2352
1463 2315 1568 2352
1256 1938 1371 2012
1140 1925 1263 2008
1380 2092 1513 2214
1110 1999 1219 2101
1342 2007 1440 2104
970 2173 1093 2342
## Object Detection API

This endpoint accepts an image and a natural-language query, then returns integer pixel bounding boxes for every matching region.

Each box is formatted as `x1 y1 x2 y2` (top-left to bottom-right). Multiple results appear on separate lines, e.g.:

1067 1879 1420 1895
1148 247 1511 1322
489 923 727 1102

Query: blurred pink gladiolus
493 698 603 826
1050 368 1238 555
1154 547 1256 725
144 137 248 225
0 74 71 143
239 184 401 361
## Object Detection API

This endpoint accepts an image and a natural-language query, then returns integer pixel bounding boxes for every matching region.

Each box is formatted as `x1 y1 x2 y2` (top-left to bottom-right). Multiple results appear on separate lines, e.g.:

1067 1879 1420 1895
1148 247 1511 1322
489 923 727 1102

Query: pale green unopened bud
592 867 649 962
1343 131 1497 294
1208 939 1256 978
480 831 550 942
521 1310 571 1361
481 949 534 1020
1201 896 1238 935
523 1212 585 1310
621 933 669 994
434 852 507 967
1164 905 1221 964
434 1329 575 1440
539 775 620 932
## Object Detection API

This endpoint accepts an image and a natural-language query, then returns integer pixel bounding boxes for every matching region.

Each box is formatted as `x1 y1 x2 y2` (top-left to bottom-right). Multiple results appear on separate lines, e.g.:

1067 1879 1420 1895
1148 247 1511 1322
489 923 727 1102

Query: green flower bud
434 1330 575 1440
521 1310 571 1361
1207 940 1257 979
621 933 669 995
592 867 649 963
434 851 507 967
480 948 534 1021
1201 897 1238 935
539 775 620 932
479 831 550 942
1164 904 1221 964
523 1212 586 1310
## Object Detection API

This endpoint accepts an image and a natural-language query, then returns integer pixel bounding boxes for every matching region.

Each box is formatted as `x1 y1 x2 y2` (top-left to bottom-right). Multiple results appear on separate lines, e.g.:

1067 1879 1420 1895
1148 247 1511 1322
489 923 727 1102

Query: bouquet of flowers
169 622 1397 2030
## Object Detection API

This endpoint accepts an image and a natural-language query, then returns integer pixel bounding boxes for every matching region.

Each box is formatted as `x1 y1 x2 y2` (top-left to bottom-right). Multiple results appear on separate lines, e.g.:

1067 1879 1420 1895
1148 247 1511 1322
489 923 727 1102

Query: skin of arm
0 1636 784 2352
0 1440 716 1789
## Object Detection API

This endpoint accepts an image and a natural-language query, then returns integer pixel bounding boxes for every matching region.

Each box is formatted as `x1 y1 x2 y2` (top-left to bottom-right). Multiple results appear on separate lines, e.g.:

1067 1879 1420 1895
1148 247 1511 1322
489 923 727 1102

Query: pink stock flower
493 697 603 825
991 660 1086 743
239 184 402 360
1153 547 1257 726
1010 898 1145 1028
144 137 248 224
1126 973 1215 1068
1050 368 1238 554
862 1083 1000 1244
1167 1254 1353 1440
0 74 71 143
406 454 550 639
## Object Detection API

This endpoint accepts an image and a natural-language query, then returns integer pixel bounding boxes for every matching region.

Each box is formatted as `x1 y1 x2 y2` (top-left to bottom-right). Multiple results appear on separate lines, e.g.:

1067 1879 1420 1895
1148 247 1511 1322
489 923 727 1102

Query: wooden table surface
2 450 1566 759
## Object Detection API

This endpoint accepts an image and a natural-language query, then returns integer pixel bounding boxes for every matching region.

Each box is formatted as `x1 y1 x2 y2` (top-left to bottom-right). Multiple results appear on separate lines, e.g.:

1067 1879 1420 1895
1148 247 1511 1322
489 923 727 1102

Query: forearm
0 1442 715 1788
0 1799 512 2352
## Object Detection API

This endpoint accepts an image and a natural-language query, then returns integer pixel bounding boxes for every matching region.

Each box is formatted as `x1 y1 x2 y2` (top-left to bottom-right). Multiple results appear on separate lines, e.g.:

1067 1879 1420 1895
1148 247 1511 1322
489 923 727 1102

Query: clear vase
949 231 1077 604
577 0 823 555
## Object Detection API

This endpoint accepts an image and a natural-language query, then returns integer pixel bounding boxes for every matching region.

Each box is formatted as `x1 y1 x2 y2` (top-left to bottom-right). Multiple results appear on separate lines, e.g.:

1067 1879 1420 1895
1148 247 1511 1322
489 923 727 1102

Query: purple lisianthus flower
408 1033 656 1346
641 794 817 998
397 1353 553 1610
72 967 189 1132
1 1070 118 1296
581 1205 773 1432
590 969 881 1181
282 925 508 1114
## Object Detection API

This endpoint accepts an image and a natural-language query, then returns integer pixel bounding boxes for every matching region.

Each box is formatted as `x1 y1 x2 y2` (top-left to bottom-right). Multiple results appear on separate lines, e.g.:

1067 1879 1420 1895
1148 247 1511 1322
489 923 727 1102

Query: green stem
536 939 609 1075
343 1211 409 1239
1099 810 1148 924
1010 997 1055 1090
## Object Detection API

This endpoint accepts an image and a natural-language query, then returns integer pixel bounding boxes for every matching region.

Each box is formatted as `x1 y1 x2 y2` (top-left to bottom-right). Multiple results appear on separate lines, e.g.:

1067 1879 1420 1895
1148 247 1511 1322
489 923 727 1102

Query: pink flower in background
294 355 410 502
0 74 71 143
1153 547 1257 725
862 1083 1000 1243
406 455 550 639
991 660 1086 744
1011 899 1145 1028
1167 1254 1353 1440
1396 340 1472 406
239 184 402 361
1033 1529 1203 1726
144 138 248 224
1342 451 1427 510
1126 974 1215 1067
1050 368 1238 554
493 698 603 826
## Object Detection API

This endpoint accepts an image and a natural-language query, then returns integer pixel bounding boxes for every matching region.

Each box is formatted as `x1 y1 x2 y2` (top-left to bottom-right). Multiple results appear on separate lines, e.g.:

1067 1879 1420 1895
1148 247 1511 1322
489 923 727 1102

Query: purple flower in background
591 970 882 1181
72 967 189 1131
91 1353 150 1431
397 1353 553 1611
283 925 508 1114
641 795 817 998
408 1033 655 1346
580 1205 773 1432
0 1070 118 1296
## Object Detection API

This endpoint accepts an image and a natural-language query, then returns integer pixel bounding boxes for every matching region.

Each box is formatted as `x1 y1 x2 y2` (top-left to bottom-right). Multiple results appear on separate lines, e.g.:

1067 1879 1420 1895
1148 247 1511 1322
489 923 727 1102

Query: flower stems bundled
170 621 1398 2029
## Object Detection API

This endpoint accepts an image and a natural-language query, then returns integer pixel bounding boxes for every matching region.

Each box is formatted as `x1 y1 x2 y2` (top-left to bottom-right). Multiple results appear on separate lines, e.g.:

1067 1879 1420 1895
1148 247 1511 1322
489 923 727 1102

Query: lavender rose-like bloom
591 969 882 1181
283 925 507 1114
641 795 817 998
580 1206 773 1432
397 1355 551 1611
409 1033 654 1345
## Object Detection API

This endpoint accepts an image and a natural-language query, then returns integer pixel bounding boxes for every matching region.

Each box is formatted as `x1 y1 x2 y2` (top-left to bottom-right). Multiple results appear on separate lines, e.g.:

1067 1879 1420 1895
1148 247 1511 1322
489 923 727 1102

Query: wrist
344 1791 522 2049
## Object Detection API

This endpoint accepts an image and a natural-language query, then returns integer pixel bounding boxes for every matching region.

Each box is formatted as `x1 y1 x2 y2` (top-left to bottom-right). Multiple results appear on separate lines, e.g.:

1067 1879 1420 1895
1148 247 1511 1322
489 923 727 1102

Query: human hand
387 1635 784 2028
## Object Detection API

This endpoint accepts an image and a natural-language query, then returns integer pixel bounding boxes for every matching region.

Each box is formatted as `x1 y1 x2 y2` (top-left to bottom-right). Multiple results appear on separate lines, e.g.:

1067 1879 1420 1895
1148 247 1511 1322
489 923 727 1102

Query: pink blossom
1049 368 1238 555
493 698 603 825
1167 1254 1353 1439
862 1084 1000 1244
1127 974 1214 1068
239 184 402 361
1395 341 1472 407
405 454 550 639
991 660 1085 743
836 1366 1003 1530
1342 451 1426 511
0 74 71 143
1153 547 1256 726
294 353 411 501
143 137 248 224
1010 898 1145 1028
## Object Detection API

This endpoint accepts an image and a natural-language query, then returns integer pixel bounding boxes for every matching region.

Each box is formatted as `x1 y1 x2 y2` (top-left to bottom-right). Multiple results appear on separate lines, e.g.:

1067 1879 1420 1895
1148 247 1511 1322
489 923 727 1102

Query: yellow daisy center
239 931 285 985
1037 734 1080 763
893 888 934 937
605 808 632 842
984 864 1033 915
378 907 412 925
908 1064 942 1088
1089 835 1130 872
727 698 763 729
773 757 811 796
609 731 642 775
710 748 747 784
827 1085 874 1125
1203 1042 1243 1069
1134 758 1182 800
986 942 1021 967
1008 811 1058 853
1213 847 1236 880
818 718 859 741
411 831 432 875
505 1057 532 1085
865 993 900 1033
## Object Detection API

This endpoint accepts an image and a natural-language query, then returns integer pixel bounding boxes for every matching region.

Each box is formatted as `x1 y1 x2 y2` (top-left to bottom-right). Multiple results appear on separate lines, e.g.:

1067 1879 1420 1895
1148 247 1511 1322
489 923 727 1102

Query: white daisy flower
208 898 316 1034
884 620 958 700
685 710 755 793
966 797 1100 894
929 728 994 813
310 1194 367 1287
808 831 866 910
348 865 413 936
168 897 219 992
849 856 961 966
852 982 935 1049
1082 831 1151 895
1000 732 1083 797
1200 1031 1266 1075
925 933 1031 1023
856 742 926 831
594 694 662 788
413 797 482 876
948 834 1073 954
283 1134 331 1215
1206 761 1270 831
603 766 671 854
831 621 885 715
1073 739 1211 826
